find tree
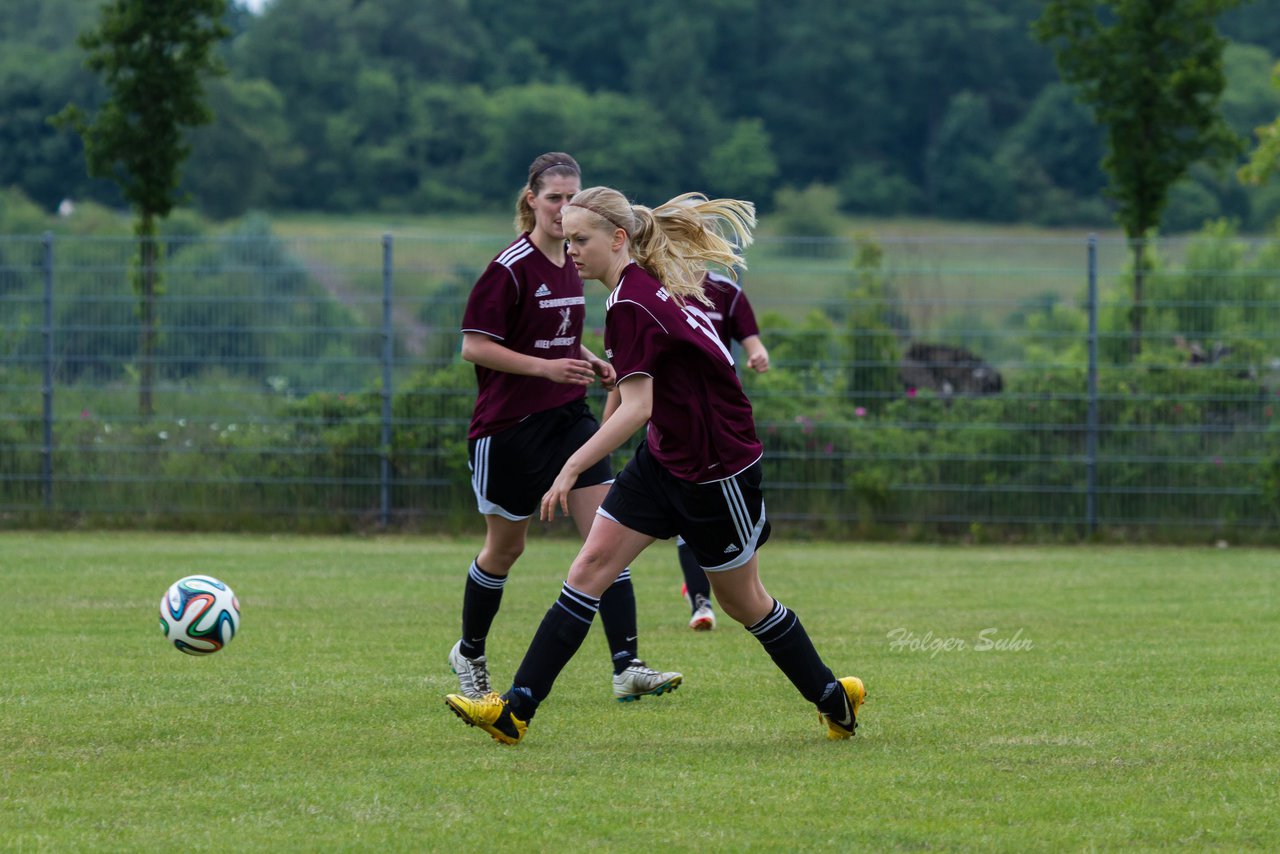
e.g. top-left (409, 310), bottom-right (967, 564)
top-left (184, 77), bottom-right (297, 219)
top-left (1239, 60), bottom-right (1280, 189)
top-left (925, 91), bottom-right (1015, 220)
top-left (53, 0), bottom-right (229, 416)
top-left (1035, 0), bottom-right (1244, 357)
top-left (995, 83), bottom-right (1109, 225)
top-left (700, 118), bottom-right (779, 202)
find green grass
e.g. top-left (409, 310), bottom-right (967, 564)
top-left (2, 533), bottom-right (1277, 851)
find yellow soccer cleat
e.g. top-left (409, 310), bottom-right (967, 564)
top-left (819, 676), bottom-right (866, 740)
top-left (444, 691), bottom-right (528, 745)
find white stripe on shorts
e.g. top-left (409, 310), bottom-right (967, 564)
top-left (720, 476), bottom-right (751, 546)
top-left (703, 471), bottom-right (767, 572)
top-left (470, 438), bottom-right (528, 521)
top-left (472, 436), bottom-right (489, 498)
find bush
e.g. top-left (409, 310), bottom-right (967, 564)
top-left (769, 183), bottom-right (844, 257)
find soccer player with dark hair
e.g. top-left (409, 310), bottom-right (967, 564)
top-left (445, 186), bottom-right (864, 745)
top-left (677, 271), bottom-right (770, 631)
top-left (447, 154), bottom-right (682, 704)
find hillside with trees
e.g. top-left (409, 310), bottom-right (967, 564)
top-left (3, 0), bottom-right (1279, 231)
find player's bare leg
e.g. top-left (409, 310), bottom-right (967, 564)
top-left (450, 514), bottom-right (531, 698)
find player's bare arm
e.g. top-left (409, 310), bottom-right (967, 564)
top-left (461, 331), bottom-right (594, 385)
top-left (541, 376), bottom-right (652, 520)
top-left (600, 386), bottom-right (621, 424)
top-left (741, 335), bottom-right (770, 373)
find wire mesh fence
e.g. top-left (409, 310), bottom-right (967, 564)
top-left (2, 229), bottom-right (1278, 539)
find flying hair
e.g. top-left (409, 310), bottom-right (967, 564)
top-left (566, 188), bottom-right (755, 305)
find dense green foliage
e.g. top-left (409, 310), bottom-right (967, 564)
top-left (52, 0), bottom-right (229, 223)
top-left (1036, 0), bottom-right (1249, 355)
top-left (1037, 0), bottom-right (1245, 239)
top-left (3, 209), bottom-right (1278, 537)
top-left (3, 0), bottom-right (1280, 231)
top-left (51, 0), bottom-right (230, 415)
top-left (1240, 59), bottom-right (1280, 186)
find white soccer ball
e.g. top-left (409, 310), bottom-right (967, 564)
top-left (159, 575), bottom-right (240, 655)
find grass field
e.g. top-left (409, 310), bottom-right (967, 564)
top-left (3, 533), bottom-right (1277, 851)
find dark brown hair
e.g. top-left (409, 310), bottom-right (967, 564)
top-left (514, 152), bottom-right (581, 234)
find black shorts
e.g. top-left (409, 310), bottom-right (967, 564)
top-left (468, 400), bottom-right (614, 520)
top-left (600, 440), bottom-right (770, 571)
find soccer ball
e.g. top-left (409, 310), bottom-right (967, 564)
top-left (159, 575), bottom-right (240, 655)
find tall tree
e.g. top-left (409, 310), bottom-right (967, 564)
top-left (1035, 0), bottom-right (1244, 357)
top-left (54, 0), bottom-right (229, 415)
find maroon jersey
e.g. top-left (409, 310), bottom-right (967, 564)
top-left (700, 271), bottom-right (760, 347)
top-left (604, 263), bottom-right (763, 483)
top-left (461, 234), bottom-right (587, 439)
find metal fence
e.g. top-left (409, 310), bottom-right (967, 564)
top-left (3, 230), bottom-right (1279, 540)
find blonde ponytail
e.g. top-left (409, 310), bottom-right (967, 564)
top-left (567, 188), bottom-right (756, 305)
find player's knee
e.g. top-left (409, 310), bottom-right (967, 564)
top-left (482, 541), bottom-right (525, 572)
top-left (716, 598), bottom-right (756, 625)
top-left (566, 548), bottom-right (622, 597)
top-left (709, 579), bottom-right (771, 625)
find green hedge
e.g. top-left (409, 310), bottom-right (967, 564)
top-left (4, 351), bottom-right (1278, 539)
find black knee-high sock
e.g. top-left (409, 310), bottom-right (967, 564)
top-left (459, 559), bottom-right (506, 659)
top-left (677, 541), bottom-right (711, 610)
top-left (598, 568), bottom-right (638, 674)
top-left (746, 599), bottom-right (839, 710)
top-left (507, 583), bottom-right (600, 720)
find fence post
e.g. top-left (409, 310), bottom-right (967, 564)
top-left (380, 234), bottom-right (394, 528)
top-left (1086, 234), bottom-right (1099, 534)
top-left (41, 231), bottom-right (54, 509)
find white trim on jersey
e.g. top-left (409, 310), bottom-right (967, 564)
top-left (727, 289), bottom-right (744, 322)
top-left (607, 269), bottom-right (673, 334)
top-left (696, 450), bottom-right (764, 485)
top-left (606, 298), bottom-right (671, 334)
top-left (496, 239), bottom-right (534, 268)
top-left (460, 326), bottom-right (505, 341)
top-left (613, 369), bottom-right (655, 386)
top-left (495, 238), bottom-right (535, 302)
top-left (706, 270), bottom-right (745, 326)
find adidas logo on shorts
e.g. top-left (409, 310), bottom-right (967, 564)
top-left (723, 543), bottom-right (740, 554)
top-left (535, 284), bottom-right (551, 297)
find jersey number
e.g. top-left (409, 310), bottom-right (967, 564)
top-left (682, 305), bottom-right (734, 365)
